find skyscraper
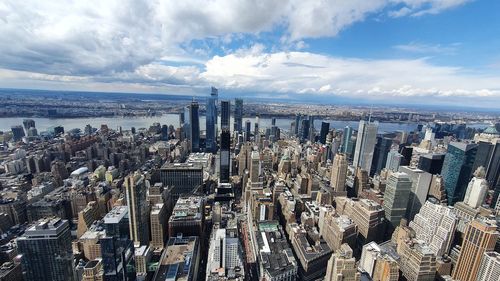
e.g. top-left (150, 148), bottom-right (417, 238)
top-left (234, 98), bottom-right (243, 133)
top-left (220, 128), bottom-right (231, 183)
top-left (441, 142), bottom-right (477, 205)
top-left (206, 87), bottom-right (218, 152)
top-left (452, 220), bottom-right (498, 281)
top-left (370, 136), bottom-right (392, 176)
top-left (325, 244), bottom-right (360, 281)
top-left (319, 121), bottom-right (330, 144)
top-left (300, 118), bottom-right (310, 142)
top-left (125, 172), bottom-right (150, 246)
top-left (22, 118), bottom-right (35, 133)
top-left (190, 101), bottom-right (200, 152)
top-left (245, 120), bottom-right (251, 141)
top-left (477, 252), bottom-right (500, 281)
top-left (331, 153), bottom-right (348, 193)
top-left (294, 114), bottom-right (301, 136)
top-left (353, 120), bottom-right (379, 172)
top-left (383, 172), bottom-right (412, 228)
top-left (11, 125), bottom-right (25, 141)
top-left (221, 100), bottom-right (230, 130)
top-left (386, 149), bottom-right (403, 172)
top-left (17, 218), bottom-right (75, 281)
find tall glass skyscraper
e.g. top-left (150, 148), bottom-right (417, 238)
top-left (234, 98), bottom-right (243, 133)
top-left (319, 121), bottom-right (330, 144)
top-left (353, 120), bottom-right (379, 172)
top-left (17, 218), bottom-right (75, 281)
top-left (190, 101), bottom-right (200, 152)
top-left (125, 172), bottom-right (150, 246)
top-left (206, 87), bottom-right (218, 152)
top-left (221, 100), bottom-right (230, 130)
top-left (340, 126), bottom-right (353, 155)
top-left (220, 128), bottom-right (231, 183)
top-left (441, 142), bottom-right (478, 205)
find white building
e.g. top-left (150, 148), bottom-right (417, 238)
top-left (477, 252), bottom-right (500, 281)
top-left (353, 120), bottom-right (378, 172)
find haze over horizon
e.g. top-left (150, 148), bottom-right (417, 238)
top-left (1, 0), bottom-right (500, 108)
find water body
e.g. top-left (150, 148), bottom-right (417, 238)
top-left (0, 115), bottom-right (427, 134)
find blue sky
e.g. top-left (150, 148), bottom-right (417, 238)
top-left (0, 0), bottom-right (499, 108)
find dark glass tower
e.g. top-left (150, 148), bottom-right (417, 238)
top-left (220, 128), bottom-right (231, 183)
top-left (245, 120), bottom-right (251, 141)
top-left (190, 101), bottom-right (200, 152)
top-left (441, 142), bottom-right (478, 205)
top-left (234, 98), bottom-right (243, 133)
top-left (17, 218), bottom-right (75, 281)
top-left (206, 87), bottom-right (218, 152)
top-left (221, 100), bottom-right (230, 130)
top-left (319, 122), bottom-right (330, 144)
top-left (370, 136), bottom-right (392, 176)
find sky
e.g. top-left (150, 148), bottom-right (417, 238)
top-left (0, 0), bottom-right (500, 108)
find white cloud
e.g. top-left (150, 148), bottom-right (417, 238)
top-left (0, 0), bottom-right (490, 106)
top-left (393, 42), bottom-right (460, 54)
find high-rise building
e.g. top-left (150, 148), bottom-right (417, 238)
top-left (417, 153), bottom-right (445, 174)
top-left (294, 114), bottom-right (301, 136)
top-left (399, 240), bottom-right (436, 281)
top-left (17, 218), bottom-right (75, 281)
top-left (463, 167), bottom-right (488, 208)
top-left (370, 136), bottom-right (392, 176)
top-left (22, 118), bottom-right (36, 132)
top-left (125, 172), bottom-right (150, 246)
top-left (168, 196), bottom-right (204, 237)
top-left (383, 172), bottom-right (412, 228)
top-left (220, 100), bottom-right (230, 130)
top-left (353, 120), bottom-right (379, 172)
top-left (320, 122), bottom-right (330, 144)
top-left (441, 142), bottom-right (477, 205)
top-left (245, 120), bottom-right (251, 141)
top-left (300, 119), bottom-right (310, 142)
top-left (337, 198), bottom-right (385, 243)
top-left (398, 166), bottom-right (432, 221)
top-left (160, 163), bottom-right (203, 201)
top-left (331, 153), bottom-right (348, 193)
top-left (385, 149), bottom-right (402, 172)
top-left (206, 87), bottom-right (218, 152)
top-left (189, 101), bottom-right (200, 152)
top-left (477, 251), bottom-right (500, 281)
top-left (452, 219), bottom-right (499, 281)
top-left (220, 128), bottom-right (231, 183)
top-left (359, 241), bottom-right (399, 281)
top-left (11, 125), bottom-right (25, 141)
top-left (325, 244), bottom-right (360, 281)
top-left (234, 98), bottom-right (243, 133)
top-left (291, 227), bottom-right (333, 281)
top-left (340, 126), bottom-right (353, 155)
top-left (409, 200), bottom-right (457, 256)
top-left (150, 203), bottom-right (166, 251)
top-left (206, 225), bottom-right (245, 280)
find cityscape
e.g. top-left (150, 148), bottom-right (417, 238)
top-left (1, 1), bottom-right (500, 281)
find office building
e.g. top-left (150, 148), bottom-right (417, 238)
top-left (100, 206), bottom-right (135, 280)
top-left (321, 214), bottom-right (357, 252)
top-left (168, 196), bottom-right (204, 237)
top-left (206, 87), bottom-right (218, 152)
top-left (385, 149), bottom-right (402, 172)
top-left (291, 227), bottom-right (332, 281)
top-left (409, 200), bottom-right (457, 256)
top-left (330, 153), bottom-right (348, 193)
top-left (359, 242), bottom-right (399, 281)
top-left (463, 166), bottom-right (488, 208)
top-left (11, 125), bottom-right (25, 141)
top-left (81, 260), bottom-right (104, 281)
top-left (340, 126), bottom-right (354, 158)
top-left (300, 119), bottom-right (310, 142)
top-left (17, 218), bottom-right (75, 281)
top-left (294, 114), bottom-right (301, 136)
top-left (22, 118), bottom-right (36, 132)
top-left (399, 166), bottom-right (432, 221)
top-left (221, 100), bottom-right (230, 130)
top-left (319, 121), bottom-right (329, 144)
top-left (245, 120), bottom-right (251, 141)
top-left (125, 172), bottom-right (150, 246)
top-left (153, 236), bottom-right (200, 281)
top-left (417, 153), bottom-right (445, 174)
top-left (399, 240), bottom-right (436, 281)
top-left (337, 198), bottom-right (385, 243)
top-left (206, 225), bottom-right (244, 280)
top-left (234, 98), bottom-right (243, 132)
top-left (325, 244), bottom-right (360, 281)
top-left (220, 128), bottom-right (231, 183)
top-left (383, 172), bottom-right (412, 228)
top-left (160, 163), bottom-right (203, 201)
top-left (189, 101), bottom-right (200, 152)
top-left (150, 203), bottom-right (166, 251)
top-left (371, 136), bottom-right (392, 176)
top-left (477, 251), bottom-right (500, 281)
top-left (441, 142), bottom-right (478, 205)
top-left (255, 221), bottom-right (298, 281)
top-left (353, 120), bottom-right (379, 172)
top-left (452, 219), bottom-right (498, 281)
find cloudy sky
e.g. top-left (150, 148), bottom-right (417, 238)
top-left (1, 0), bottom-right (499, 108)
